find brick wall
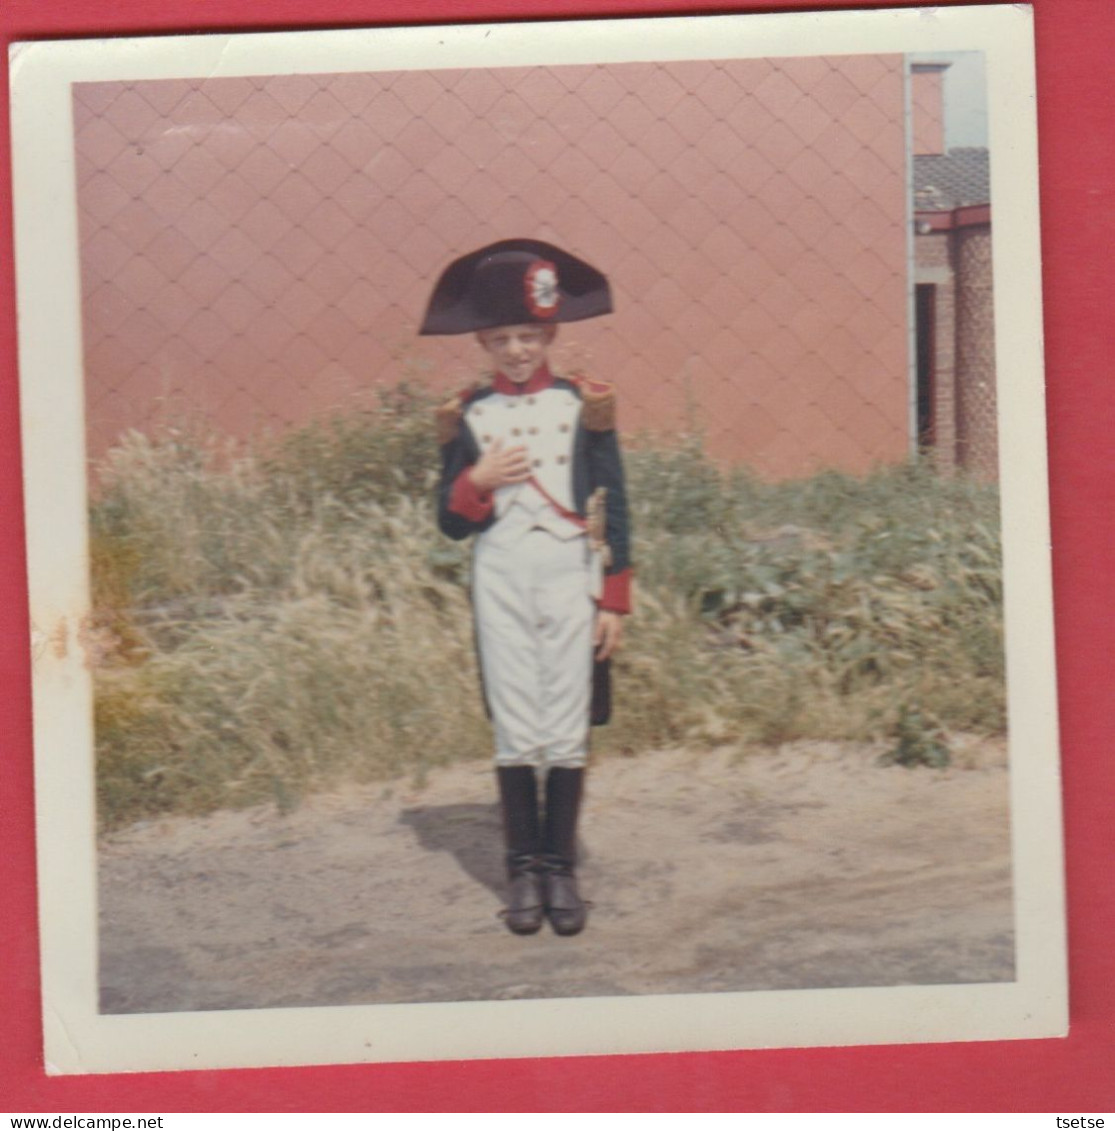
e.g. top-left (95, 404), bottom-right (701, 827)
top-left (916, 230), bottom-right (957, 465)
top-left (914, 219), bottom-right (996, 477)
top-left (954, 224), bottom-right (997, 476)
top-left (75, 55), bottom-right (911, 477)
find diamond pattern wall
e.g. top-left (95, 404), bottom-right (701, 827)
top-left (75, 55), bottom-right (910, 476)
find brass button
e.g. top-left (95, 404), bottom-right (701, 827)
top-left (527, 396), bottom-right (536, 405)
top-left (528, 427), bottom-right (538, 435)
top-left (511, 428), bottom-right (522, 437)
top-left (533, 459), bottom-right (542, 468)
top-left (559, 423), bottom-right (570, 432)
top-left (557, 455), bottom-right (568, 465)
top-left (482, 434), bottom-right (492, 443)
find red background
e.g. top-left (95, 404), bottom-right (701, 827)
top-left (1, 0), bottom-right (1110, 1113)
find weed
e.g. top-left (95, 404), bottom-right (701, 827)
top-left (89, 386), bottom-right (1004, 828)
top-left (878, 704), bottom-right (951, 769)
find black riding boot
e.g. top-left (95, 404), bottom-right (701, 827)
top-left (541, 766), bottom-right (588, 936)
top-left (497, 765), bottom-right (544, 935)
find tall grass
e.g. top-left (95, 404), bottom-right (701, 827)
top-left (611, 438), bottom-right (1003, 755)
top-left (90, 390), bottom-right (1004, 829)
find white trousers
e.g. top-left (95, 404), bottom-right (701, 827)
top-left (473, 527), bottom-right (595, 769)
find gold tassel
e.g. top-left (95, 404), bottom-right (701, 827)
top-left (587, 487), bottom-right (613, 568)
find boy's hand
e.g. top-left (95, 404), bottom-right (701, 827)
top-left (470, 437), bottom-right (532, 493)
top-left (594, 610), bottom-right (624, 660)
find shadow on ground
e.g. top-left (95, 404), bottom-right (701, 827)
top-left (400, 799), bottom-right (592, 902)
top-left (399, 802), bottom-right (505, 899)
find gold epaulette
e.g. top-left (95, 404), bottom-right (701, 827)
top-left (571, 375), bottom-right (617, 431)
top-left (435, 381), bottom-right (487, 445)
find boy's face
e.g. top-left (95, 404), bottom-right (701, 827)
top-left (476, 324), bottom-right (556, 384)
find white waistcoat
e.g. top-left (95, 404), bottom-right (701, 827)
top-left (464, 386), bottom-right (584, 543)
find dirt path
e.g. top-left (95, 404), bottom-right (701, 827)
top-left (98, 738), bottom-right (1013, 1013)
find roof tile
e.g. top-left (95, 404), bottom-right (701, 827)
top-left (913, 146), bottom-right (990, 210)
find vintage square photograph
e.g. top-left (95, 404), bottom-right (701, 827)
top-left (11, 4), bottom-right (1064, 1073)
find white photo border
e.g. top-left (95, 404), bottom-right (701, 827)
top-left (10, 3), bottom-right (1065, 1075)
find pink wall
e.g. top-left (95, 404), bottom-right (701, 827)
top-left (75, 55), bottom-right (910, 477)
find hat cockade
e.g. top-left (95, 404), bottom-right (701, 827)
top-left (420, 238), bottom-right (612, 335)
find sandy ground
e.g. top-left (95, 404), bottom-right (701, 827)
top-left (98, 737), bottom-right (1013, 1013)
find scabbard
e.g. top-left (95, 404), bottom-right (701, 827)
top-left (590, 657), bottom-right (611, 726)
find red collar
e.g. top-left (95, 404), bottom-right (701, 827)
top-left (491, 366), bottom-right (554, 396)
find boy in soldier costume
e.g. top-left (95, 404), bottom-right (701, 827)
top-left (421, 239), bottom-right (631, 936)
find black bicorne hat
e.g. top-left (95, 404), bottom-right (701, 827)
top-left (419, 238), bottom-right (612, 335)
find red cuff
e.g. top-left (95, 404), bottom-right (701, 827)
top-left (598, 568), bottom-right (632, 615)
top-left (448, 468), bottom-right (494, 522)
